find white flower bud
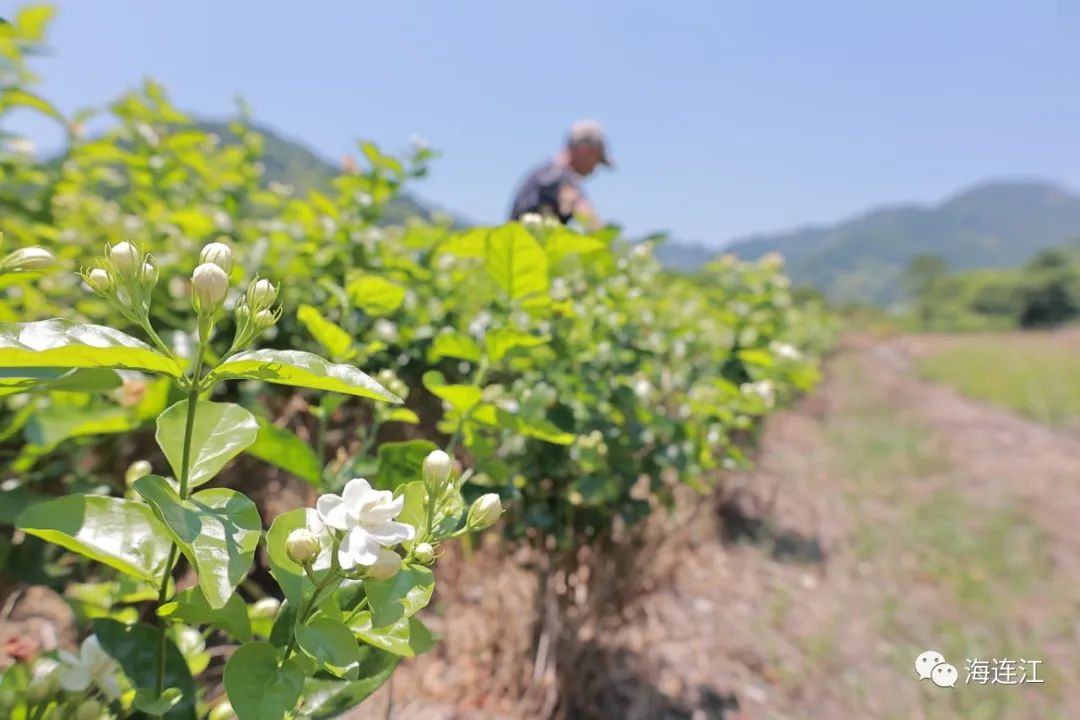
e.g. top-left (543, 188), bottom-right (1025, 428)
top-left (422, 450), bottom-right (452, 489)
top-left (414, 542), bottom-right (434, 564)
top-left (86, 267), bottom-right (112, 292)
top-left (285, 528), bottom-right (320, 565)
top-left (108, 241), bottom-right (140, 274)
top-left (191, 262), bottom-right (229, 312)
top-left (199, 242), bottom-right (234, 274)
top-left (250, 597), bottom-right (281, 620)
top-left (141, 260), bottom-right (159, 287)
top-left (125, 460), bottom-right (152, 486)
top-left (467, 494), bottom-right (502, 530)
top-left (75, 699), bottom-right (103, 720)
top-left (208, 701), bottom-right (236, 720)
top-left (247, 278), bottom-right (277, 309)
top-left (2, 246), bottom-right (54, 272)
top-left (26, 673), bottom-right (57, 705)
top-left (366, 548), bottom-right (402, 581)
top-left (254, 309), bottom-right (276, 330)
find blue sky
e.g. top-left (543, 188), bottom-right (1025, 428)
top-left (7, 1), bottom-right (1080, 245)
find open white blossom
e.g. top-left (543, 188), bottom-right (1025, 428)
top-left (314, 478), bottom-right (415, 570)
top-left (58, 635), bottom-right (121, 699)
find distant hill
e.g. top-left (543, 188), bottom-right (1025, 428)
top-left (197, 119), bottom-right (456, 226)
top-left (723, 180), bottom-right (1080, 305)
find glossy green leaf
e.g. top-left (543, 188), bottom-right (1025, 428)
top-left (395, 482), bottom-right (426, 551)
top-left (374, 440), bottom-right (438, 491)
top-left (1, 88), bottom-right (63, 123)
top-left (486, 327), bottom-right (549, 362)
top-left (295, 617), bottom-right (362, 680)
top-left (93, 619), bottom-right (196, 720)
top-left (422, 370), bottom-right (481, 412)
top-left (365, 566), bottom-right (435, 628)
top-left (134, 476), bottom-right (261, 610)
top-left (297, 304), bottom-right (355, 362)
top-left (544, 227), bottom-right (607, 262)
top-left (484, 223), bottom-right (548, 301)
top-left (347, 275), bottom-right (406, 316)
top-left (0, 367), bottom-right (122, 396)
top-left (224, 642), bottom-right (305, 720)
top-left (0, 320), bottom-right (182, 376)
top-left (158, 586), bottom-right (252, 642)
top-left (156, 400), bottom-right (258, 489)
top-left (295, 648), bottom-right (399, 719)
top-left (16, 495), bottom-right (171, 583)
top-left (246, 418), bottom-right (323, 486)
top-left (429, 331), bottom-right (482, 362)
top-left (206, 349), bottom-right (400, 402)
top-left (350, 613), bottom-right (434, 658)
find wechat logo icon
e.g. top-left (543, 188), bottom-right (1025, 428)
top-left (915, 650), bottom-right (957, 688)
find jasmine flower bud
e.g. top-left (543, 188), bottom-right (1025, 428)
top-left (247, 278), bottom-right (277, 309)
top-left (285, 527), bottom-right (320, 565)
top-left (76, 699), bottom-right (103, 720)
top-left (254, 309), bottom-right (276, 330)
top-left (467, 493), bottom-right (502, 530)
top-left (125, 460), bottom-right (152, 486)
top-left (422, 450), bottom-right (452, 489)
top-left (141, 260), bottom-right (159, 287)
top-left (86, 267), bottom-right (112, 292)
top-left (414, 542), bottom-right (434, 564)
top-left (191, 262), bottom-right (229, 312)
top-left (199, 241), bottom-right (234, 274)
top-left (108, 241), bottom-right (140, 274)
top-left (2, 246), bottom-right (54, 272)
top-left (250, 597), bottom-right (281, 620)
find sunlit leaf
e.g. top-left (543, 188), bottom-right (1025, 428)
top-left (0, 320), bottom-right (182, 376)
top-left (156, 400), bottom-right (258, 489)
top-left (347, 275), bottom-right (405, 316)
top-left (206, 349), bottom-right (400, 402)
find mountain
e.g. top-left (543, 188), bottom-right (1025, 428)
top-left (197, 119), bottom-right (456, 226)
top-left (723, 180), bottom-right (1080, 304)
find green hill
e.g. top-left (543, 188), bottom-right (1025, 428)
top-left (723, 180), bottom-right (1080, 304)
top-left (197, 119), bottom-right (455, 226)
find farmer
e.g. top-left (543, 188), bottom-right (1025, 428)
top-left (509, 119), bottom-right (613, 231)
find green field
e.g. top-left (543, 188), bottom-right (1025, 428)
top-left (915, 333), bottom-right (1080, 428)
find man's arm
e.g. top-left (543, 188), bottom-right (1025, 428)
top-left (558, 182), bottom-right (602, 231)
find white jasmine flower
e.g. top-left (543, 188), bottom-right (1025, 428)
top-left (58, 635), bottom-right (121, 699)
top-left (314, 478), bottom-right (415, 570)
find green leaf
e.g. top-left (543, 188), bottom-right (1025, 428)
top-left (429, 331), bottom-right (482, 363)
top-left (738, 348), bottom-right (775, 368)
top-left (514, 415), bottom-right (576, 445)
top-left (297, 304), bottom-right (355, 362)
top-left (158, 586), bottom-right (252, 642)
top-left (440, 227), bottom-right (488, 258)
top-left (365, 566), bottom-right (435, 628)
top-left (0, 320), bottom-right (182, 376)
top-left (16, 495), bottom-right (171, 583)
top-left (1, 89), bottom-right (63, 123)
top-left (486, 328), bottom-right (548, 362)
top-left (132, 687), bottom-right (183, 716)
top-left (25, 403), bottom-right (137, 448)
top-left (544, 227), bottom-right (607, 262)
top-left (347, 275), bottom-right (406, 316)
top-left (206, 349), bottom-right (400, 402)
top-left (349, 613), bottom-right (434, 658)
top-left (422, 370), bottom-right (481, 413)
top-left (295, 617), bottom-right (362, 680)
top-left (395, 482), bottom-right (426, 550)
top-left (134, 476), bottom-right (261, 610)
top-left (484, 224), bottom-right (548, 301)
top-left (156, 400), bottom-right (258, 489)
top-left (246, 418), bottom-right (322, 486)
top-left (224, 642), bottom-right (305, 720)
top-left (14, 5), bottom-right (55, 42)
top-left (374, 440), bottom-right (438, 492)
top-left (385, 407), bottom-right (420, 425)
top-left (93, 619), bottom-right (196, 720)
top-left (295, 649), bottom-right (398, 718)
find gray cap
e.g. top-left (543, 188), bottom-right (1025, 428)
top-left (567, 118), bottom-right (613, 167)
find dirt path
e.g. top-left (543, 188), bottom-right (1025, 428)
top-left (373, 334), bottom-right (1080, 719)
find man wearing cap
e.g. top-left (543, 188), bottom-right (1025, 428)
top-left (509, 119), bottom-right (613, 230)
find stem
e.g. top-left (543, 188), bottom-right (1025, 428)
top-left (153, 349), bottom-right (204, 708)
